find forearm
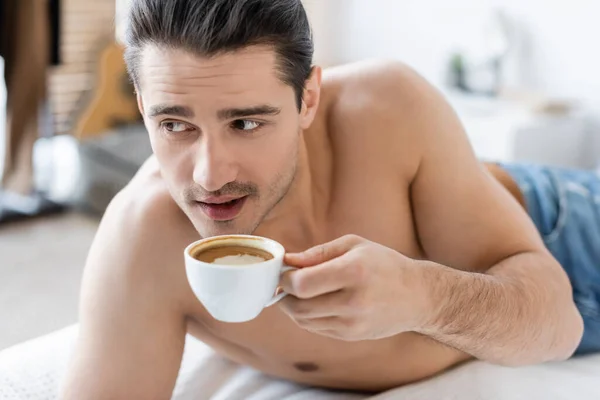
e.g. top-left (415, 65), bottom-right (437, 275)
top-left (417, 252), bottom-right (583, 366)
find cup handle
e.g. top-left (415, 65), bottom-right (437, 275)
top-left (265, 265), bottom-right (297, 307)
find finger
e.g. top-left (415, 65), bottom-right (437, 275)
top-left (279, 290), bottom-right (351, 319)
top-left (285, 234), bottom-right (362, 268)
top-left (280, 254), bottom-right (357, 299)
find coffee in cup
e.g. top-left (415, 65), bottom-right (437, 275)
top-left (191, 244), bottom-right (274, 265)
top-left (184, 235), bottom-right (294, 323)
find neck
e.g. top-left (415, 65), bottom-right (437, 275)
top-left (254, 137), bottom-right (322, 252)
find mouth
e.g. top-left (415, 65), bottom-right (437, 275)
top-left (196, 196), bottom-right (248, 221)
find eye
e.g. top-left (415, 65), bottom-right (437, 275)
top-left (231, 119), bottom-right (261, 132)
top-left (161, 121), bottom-right (193, 133)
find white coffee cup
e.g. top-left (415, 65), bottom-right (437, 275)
top-left (184, 234), bottom-right (294, 323)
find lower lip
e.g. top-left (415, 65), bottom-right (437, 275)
top-left (196, 197), bottom-right (248, 221)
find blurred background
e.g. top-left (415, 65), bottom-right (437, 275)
top-left (1, 0), bottom-right (599, 349)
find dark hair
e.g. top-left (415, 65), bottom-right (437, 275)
top-left (125, 0), bottom-right (314, 110)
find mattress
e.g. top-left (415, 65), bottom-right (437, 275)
top-left (1, 325), bottom-right (599, 399)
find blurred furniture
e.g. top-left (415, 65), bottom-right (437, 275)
top-left (73, 124), bottom-right (151, 215)
top-left (64, 38), bottom-right (144, 215)
top-left (446, 91), bottom-right (598, 169)
top-left (1, 324), bottom-right (600, 399)
top-left (48, 0), bottom-right (116, 137)
top-left (72, 41), bottom-right (140, 140)
top-left (20, 36), bottom-right (146, 216)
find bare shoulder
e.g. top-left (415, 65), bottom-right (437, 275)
top-left (81, 155), bottom-right (198, 313)
top-left (104, 155), bottom-right (194, 255)
top-left (324, 59), bottom-right (426, 100)
top-left (66, 156), bottom-right (194, 399)
top-left (321, 60), bottom-right (454, 179)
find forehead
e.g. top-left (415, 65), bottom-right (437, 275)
top-left (137, 45), bottom-right (293, 109)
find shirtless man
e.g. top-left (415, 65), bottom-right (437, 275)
top-left (61, 0), bottom-right (599, 398)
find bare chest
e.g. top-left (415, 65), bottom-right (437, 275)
top-left (183, 179), bottom-right (455, 390)
top-left (324, 175), bottom-right (423, 259)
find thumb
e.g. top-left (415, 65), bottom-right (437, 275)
top-left (284, 234), bottom-right (362, 267)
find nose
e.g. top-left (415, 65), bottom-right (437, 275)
top-left (193, 136), bottom-right (239, 192)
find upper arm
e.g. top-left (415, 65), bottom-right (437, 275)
top-left (375, 63), bottom-right (547, 271)
top-left (61, 180), bottom-right (189, 399)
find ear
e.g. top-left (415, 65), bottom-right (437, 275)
top-left (299, 66), bottom-right (322, 130)
top-left (136, 91), bottom-right (145, 117)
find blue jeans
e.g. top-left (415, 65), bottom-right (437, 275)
top-left (500, 163), bottom-right (600, 355)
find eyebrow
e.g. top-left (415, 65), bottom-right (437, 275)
top-left (217, 105), bottom-right (281, 120)
top-left (147, 104), bottom-right (194, 119)
top-left (146, 104), bottom-right (281, 120)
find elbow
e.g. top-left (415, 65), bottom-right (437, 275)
top-left (510, 309), bottom-right (584, 367)
top-left (551, 304), bottom-right (584, 362)
top-left (495, 290), bottom-right (584, 368)
top-left (537, 259), bottom-right (584, 363)
top-left (507, 301), bottom-right (584, 367)
top-left (547, 266), bottom-right (585, 362)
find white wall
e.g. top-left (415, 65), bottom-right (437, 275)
top-left (302, 0), bottom-right (349, 67)
top-left (115, 0), bottom-right (130, 43)
top-left (312, 0), bottom-right (600, 110)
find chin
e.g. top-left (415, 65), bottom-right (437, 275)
top-left (193, 218), bottom-right (258, 238)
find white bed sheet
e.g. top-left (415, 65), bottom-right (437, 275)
top-left (1, 325), bottom-right (599, 400)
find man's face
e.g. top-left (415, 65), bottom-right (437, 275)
top-left (137, 46), bottom-right (314, 237)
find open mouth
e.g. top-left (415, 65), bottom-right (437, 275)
top-left (210, 198), bottom-right (243, 206)
top-left (197, 196), bottom-right (248, 221)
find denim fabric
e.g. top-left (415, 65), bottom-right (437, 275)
top-left (500, 163), bottom-right (600, 354)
